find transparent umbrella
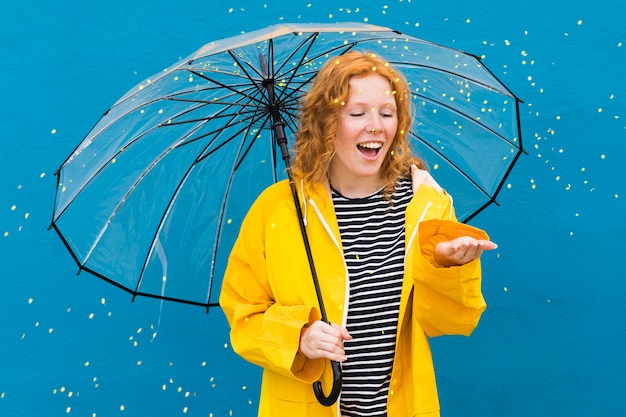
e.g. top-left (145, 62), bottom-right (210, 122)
top-left (51, 20), bottom-right (522, 309)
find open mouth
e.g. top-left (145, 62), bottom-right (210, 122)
top-left (357, 142), bottom-right (382, 158)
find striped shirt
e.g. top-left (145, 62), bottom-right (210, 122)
top-left (332, 177), bottom-right (413, 417)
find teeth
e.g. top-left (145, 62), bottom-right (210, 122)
top-left (359, 142), bottom-right (382, 149)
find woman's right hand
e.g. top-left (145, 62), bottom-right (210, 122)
top-left (299, 321), bottom-right (352, 363)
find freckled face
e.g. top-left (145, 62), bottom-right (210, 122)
top-left (329, 73), bottom-right (398, 191)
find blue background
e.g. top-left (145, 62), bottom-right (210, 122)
top-left (1, 0), bottom-right (625, 416)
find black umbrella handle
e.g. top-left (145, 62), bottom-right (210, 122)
top-left (286, 175), bottom-right (342, 407)
top-left (264, 65), bottom-right (342, 406)
top-left (313, 359), bottom-right (342, 406)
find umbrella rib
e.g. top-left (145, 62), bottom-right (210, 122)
top-left (54, 121), bottom-right (166, 222)
top-left (188, 64), bottom-right (265, 107)
top-left (80, 144), bottom-right (175, 268)
top-left (132, 94), bottom-right (270, 298)
top-left (390, 60), bottom-right (517, 99)
top-left (274, 40), bottom-right (360, 104)
top-left (274, 43), bottom-right (364, 105)
top-left (163, 97), bottom-right (262, 127)
top-left (172, 101), bottom-right (269, 154)
top-left (79, 94), bottom-right (251, 268)
top-left (133, 110), bottom-right (262, 300)
top-left (409, 130), bottom-right (493, 202)
top-left (84, 73), bottom-right (258, 143)
top-left (411, 90), bottom-right (519, 148)
top-left (231, 112), bottom-right (274, 173)
top-left (463, 99), bottom-right (525, 223)
top-left (204, 115), bottom-right (272, 306)
top-left (57, 83), bottom-right (253, 176)
top-left (272, 35), bottom-right (317, 104)
top-left (53, 92), bottom-right (253, 222)
top-left (194, 104), bottom-right (270, 164)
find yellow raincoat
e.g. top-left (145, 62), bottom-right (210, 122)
top-left (220, 179), bottom-right (488, 417)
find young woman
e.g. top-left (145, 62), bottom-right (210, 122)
top-left (220, 51), bottom-right (496, 417)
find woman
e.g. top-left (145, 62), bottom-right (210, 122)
top-left (219, 51), bottom-right (496, 417)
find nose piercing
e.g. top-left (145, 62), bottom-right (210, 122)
top-left (370, 128), bottom-right (376, 133)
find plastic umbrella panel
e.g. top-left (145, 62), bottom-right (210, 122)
top-left (52, 23), bottom-right (522, 308)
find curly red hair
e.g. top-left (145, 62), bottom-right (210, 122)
top-left (291, 51), bottom-right (426, 197)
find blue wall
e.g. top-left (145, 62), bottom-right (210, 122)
top-left (1, 1), bottom-right (625, 416)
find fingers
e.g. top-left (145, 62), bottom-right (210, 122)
top-left (299, 321), bottom-right (351, 362)
top-left (435, 238), bottom-right (498, 266)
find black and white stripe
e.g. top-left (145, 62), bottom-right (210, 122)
top-left (333, 177), bottom-right (412, 417)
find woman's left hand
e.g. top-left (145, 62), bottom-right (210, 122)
top-left (411, 164), bottom-right (443, 194)
top-left (434, 236), bottom-right (497, 267)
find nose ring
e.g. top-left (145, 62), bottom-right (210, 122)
top-left (370, 128), bottom-right (376, 133)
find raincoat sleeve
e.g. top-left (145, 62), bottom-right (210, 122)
top-left (410, 187), bottom-right (488, 337)
top-left (219, 188), bottom-right (325, 384)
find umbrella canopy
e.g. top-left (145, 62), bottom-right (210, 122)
top-left (51, 22), bottom-right (523, 309)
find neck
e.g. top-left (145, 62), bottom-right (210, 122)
top-left (328, 176), bottom-right (385, 199)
